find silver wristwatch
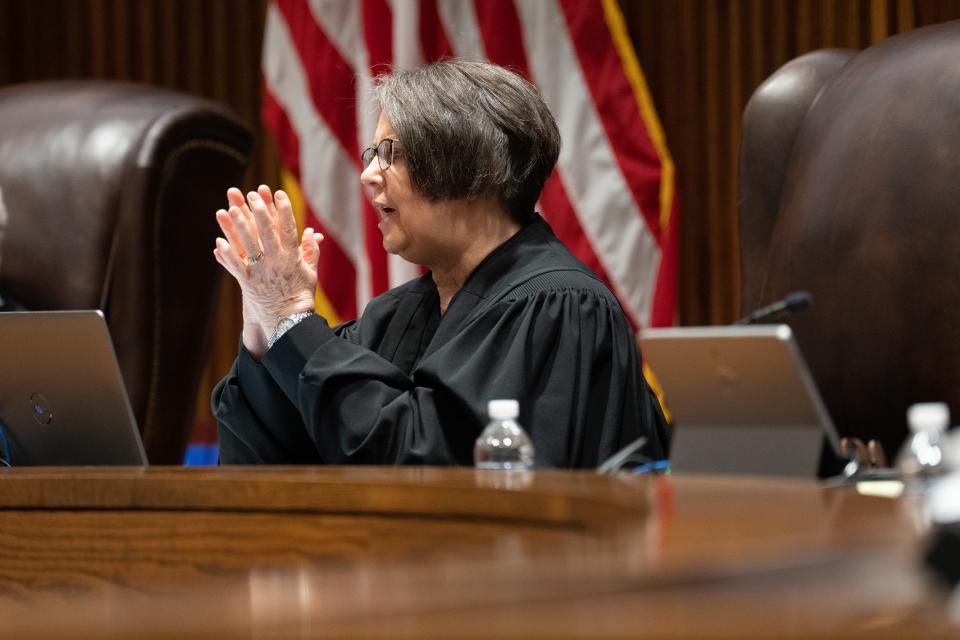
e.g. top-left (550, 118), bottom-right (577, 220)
top-left (267, 312), bottom-right (314, 350)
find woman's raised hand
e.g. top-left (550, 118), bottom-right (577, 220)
top-left (214, 185), bottom-right (322, 358)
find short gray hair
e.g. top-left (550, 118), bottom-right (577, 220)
top-left (374, 59), bottom-right (560, 224)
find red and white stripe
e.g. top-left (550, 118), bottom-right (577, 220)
top-left (262, 0), bottom-right (676, 329)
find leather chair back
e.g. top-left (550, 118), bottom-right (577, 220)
top-left (0, 81), bottom-right (252, 463)
top-left (738, 20), bottom-right (960, 460)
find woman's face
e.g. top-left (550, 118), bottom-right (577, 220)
top-left (361, 114), bottom-right (456, 267)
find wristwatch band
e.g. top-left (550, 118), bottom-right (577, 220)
top-left (267, 312), bottom-right (314, 351)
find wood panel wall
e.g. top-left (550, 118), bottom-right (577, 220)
top-left (2, 0), bottom-right (959, 444)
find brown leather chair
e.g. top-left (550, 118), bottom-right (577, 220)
top-left (739, 20), bottom-right (960, 462)
top-left (0, 81), bottom-right (253, 464)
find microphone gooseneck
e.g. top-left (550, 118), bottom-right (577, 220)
top-left (735, 290), bottom-right (813, 325)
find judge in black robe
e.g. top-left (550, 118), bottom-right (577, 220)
top-left (211, 59), bottom-right (669, 468)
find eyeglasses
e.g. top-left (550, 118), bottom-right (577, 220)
top-left (361, 138), bottom-right (400, 171)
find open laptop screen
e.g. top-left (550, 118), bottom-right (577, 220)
top-left (0, 310), bottom-right (147, 466)
top-left (640, 324), bottom-right (840, 477)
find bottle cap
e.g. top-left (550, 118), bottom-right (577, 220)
top-left (907, 402), bottom-right (950, 434)
top-left (487, 399), bottom-right (519, 420)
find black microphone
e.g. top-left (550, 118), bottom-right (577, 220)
top-left (735, 290), bottom-right (813, 325)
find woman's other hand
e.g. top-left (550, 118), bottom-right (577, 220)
top-left (214, 185), bottom-right (322, 358)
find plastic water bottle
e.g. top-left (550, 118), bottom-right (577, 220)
top-left (897, 402), bottom-right (949, 483)
top-left (474, 399), bottom-right (535, 470)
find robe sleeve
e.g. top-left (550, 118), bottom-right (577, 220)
top-left (255, 287), bottom-right (668, 468)
top-left (213, 320), bottom-right (362, 464)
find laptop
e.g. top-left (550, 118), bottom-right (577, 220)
top-left (640, 324), bottom-right (841, 477)
top-left (0, 310), bottom-right (147, 466)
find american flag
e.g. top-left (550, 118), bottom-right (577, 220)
top-left (261, 0), bottom-right (677, 330)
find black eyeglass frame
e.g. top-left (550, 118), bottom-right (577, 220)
top-left (361, 138), bottom-right (400, 171)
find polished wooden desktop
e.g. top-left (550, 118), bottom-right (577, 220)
top-left (0, 466), bottom-right (953, 638)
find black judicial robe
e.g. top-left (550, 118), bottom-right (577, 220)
top-left (213, 217), bottom-right (669, 468)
